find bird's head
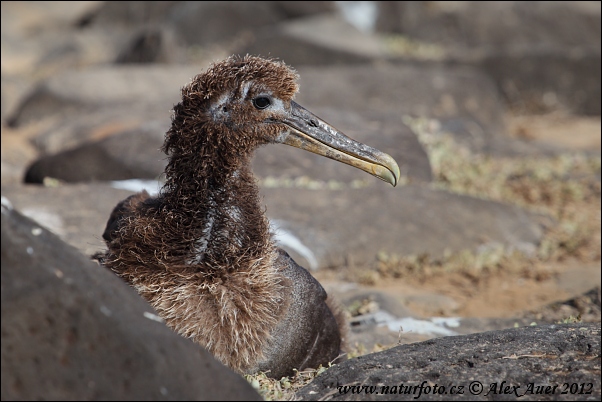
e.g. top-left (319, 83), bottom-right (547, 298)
top-left (165, 55), bottom-right (400, 186)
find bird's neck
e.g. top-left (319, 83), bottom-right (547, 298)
top-left (161, 150), bottom-right (274, 270)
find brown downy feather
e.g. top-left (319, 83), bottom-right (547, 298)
top-left (99, 56), bottom-right (300, 372)
top-left (97, 55), bottom-right (343, 375)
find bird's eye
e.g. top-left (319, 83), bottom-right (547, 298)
top-left (253, 97), bottom-right (271, 110)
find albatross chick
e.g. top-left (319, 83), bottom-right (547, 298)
top-left (97, 55), bottom-right (400, 378)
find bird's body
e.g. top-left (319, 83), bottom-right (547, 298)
top-left (97, 56), bottom-right (400, 378)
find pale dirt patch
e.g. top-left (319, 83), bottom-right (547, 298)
top-left (507, 112), bottom-right (601, 152)
top-left (360, 261), bottom-right (597, 319)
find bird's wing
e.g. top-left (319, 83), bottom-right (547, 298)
top-left (102, 190), bottom-right (151, 243)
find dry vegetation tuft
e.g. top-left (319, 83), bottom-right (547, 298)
top-left (245, 366), bottom-right (331, 401)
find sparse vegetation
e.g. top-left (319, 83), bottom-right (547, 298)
top-left (245, 366), bottom-right (330, 401)
top-left (558, 315), bottom-right (582, 324)
top-left (343, 116), bottom-right (601, 286)
top-left (383, 34), bottom-right (447, 60)
top-left (405, 115), bottom-right (600, 213)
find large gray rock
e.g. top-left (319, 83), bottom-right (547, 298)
top-left (1, 184), bottom-right (139, 258)
top-left (296, 323), bottom-right (601, 401)
top-left (263, 183), bottom-right (546, 269)
top-left (167, 1), bottom-right (297, 46)
top-left (295, 62), bottom-right (586, 156)
top-left (475, 47), bottom-right (601, 116)
top-left (240, 13), bottom-right (387, 66)
top-left (376, 2), bottom-right (600, 49)
top-left (522, 286), bottom-right (602, 325)
top-left (7, 65), bottom-right (201, 127)
top-left (0, 197), bottom-right (261, 401)
top-left (29, 108), bottom-right (170, 155)
top-left (168, 1), bottom-right (336, 47)
top-left (376, 1), bottom-right (601, 115)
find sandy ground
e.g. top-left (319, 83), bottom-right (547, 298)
top-left (335, 261), bottom-right (599, 319)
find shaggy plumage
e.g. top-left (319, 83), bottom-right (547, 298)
top-left (96, 55), bottom-right (399, 378)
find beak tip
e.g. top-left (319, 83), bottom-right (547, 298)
top-left (381, 154), bottom-right (401, 188)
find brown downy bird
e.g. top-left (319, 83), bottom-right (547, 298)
top-left (96, 55), bottom-right (400, 379)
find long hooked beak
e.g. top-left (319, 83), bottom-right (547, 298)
top-left (273, 101), bottom-right (401, 186)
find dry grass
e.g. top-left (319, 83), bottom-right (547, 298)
top-left (245, 366), bottom-right (331, 401)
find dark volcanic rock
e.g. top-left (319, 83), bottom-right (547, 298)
top-left (296, 323), bottom-right (601, 401)
top-left (24, 124), bottom-right (167, 183)
top-left (0, 198), bottom-right (261, 401)
top-left (522, 286), bottom-right (602, 325)
top-left (1, 183), bottom-right (143, 258)
top-left (169, 1), bottom-right (288, 46)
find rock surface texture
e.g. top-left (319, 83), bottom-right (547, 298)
top-left (1, 201), bottom-right (261, 401)
top-left (296, 323), bottom-right (601, 401)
